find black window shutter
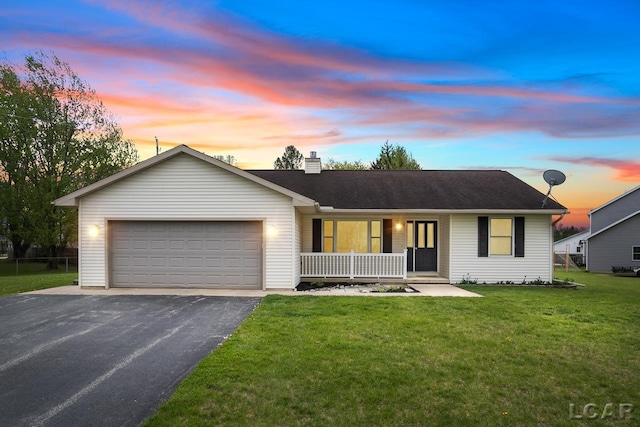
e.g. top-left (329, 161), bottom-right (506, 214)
top-left (312, 219), bottom-right (322, 252)
top-left (515, 217), bottom-right (525, 257)
top-left (383, 219), bottom-right (393, 253)
top-left (478, 216), bottom-right (489, 257)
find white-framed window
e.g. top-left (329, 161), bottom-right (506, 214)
top-left (490, 218), bottom-right (513, 256)
top-left (323, 220), bottom-right (334, 253)
top-left (323, 220), bottom-right (382, 253)
top-left (479, 216), bottom-right (524, 258)
top-left (633, 246), bottom-right (640, 261)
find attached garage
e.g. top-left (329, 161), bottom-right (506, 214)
top-left (109, 221), bottom-right (263, 289)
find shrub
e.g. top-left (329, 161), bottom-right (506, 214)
top-left (458, 274), bottom-right (478, 285)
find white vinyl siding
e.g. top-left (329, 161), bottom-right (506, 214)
top-left (392, 218), bottom-right (407, 254)
top-left (79, 154), bottom-right (295, 289)
top-left (294, 209), bottom-right (302, 285)
top-left (439, 215), bottom-right (450, 278)
top-left (450, 214), bottom-right (553, 283)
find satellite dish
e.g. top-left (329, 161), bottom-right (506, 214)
top-left (543, 169), bottom-right (566, 186)
top-left (541, 169), bottom-right (566, 207)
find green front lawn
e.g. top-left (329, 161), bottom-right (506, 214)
top-left (0, 260), bottom-right (77, 296)
top-left (146, 270), bottom-right (639, 426)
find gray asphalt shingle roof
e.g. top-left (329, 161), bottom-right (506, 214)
top-left (248, 169), bottom-right (566, 210)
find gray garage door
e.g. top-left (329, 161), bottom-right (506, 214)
top-left (110, 221), bottom-right (262, 289)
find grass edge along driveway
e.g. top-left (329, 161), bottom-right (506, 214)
top-left (0, 260), bottom-right (76, 297)
top-left (145, 270), bottom-right (639, 427)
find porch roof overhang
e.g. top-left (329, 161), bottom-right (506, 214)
top-left (314, 206), bottom-right (569, 215)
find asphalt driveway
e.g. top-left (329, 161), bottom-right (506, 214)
top-left (0, 294), bottom-right (261, 427)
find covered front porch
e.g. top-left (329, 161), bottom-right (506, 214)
top-left (300, 251), bottom-right (449, 284)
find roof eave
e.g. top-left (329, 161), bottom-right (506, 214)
top-left (553, 230), bottom-right (590, 245)
top-left (586, 209), bottom-right (640, 239)
top-left (588, 184), bottom-right (640, 216)
top-left (316, 207), bottom-right (569, 215)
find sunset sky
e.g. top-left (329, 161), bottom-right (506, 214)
top-left (2, 0), bottom-right (640, 227)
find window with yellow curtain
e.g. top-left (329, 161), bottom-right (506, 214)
top-left (323, 220), bottom-right (382, 253)
top-left (490, 218), bottom-right (513, 255)
top-left (337, 221), bottom-right (368, 252)
top-left (322, 220), bottom-right (334, 253)
top-left (370, 220), bottom-right (381, 252)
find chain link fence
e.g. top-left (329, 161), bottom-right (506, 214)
top-left (1, 257), bottom-right (78, 275)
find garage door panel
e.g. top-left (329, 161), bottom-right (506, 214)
top-left (132, 240), bottom-right (149, 250)
top-left (203, 222), bottom-right (218, 230)
top-left (150, 240), bottom-right (166, 250)
top-left (110, 221), bottom-right (262, 289)
top-left (186, 273), bottom-right (204, 283)
top-left (132, 257), bottom-right (148, 267)
top-left (132, 273), bottom-right (150, 284)
top-left (245, 224), bottom-right (261, 234)
top-left (150, 257), bottom-right (165, 267)
top-left (113, 256), bottom-right (131, 268)
top-left (224, 275), bottom-right (240, 285)
top-left (223, 240), bottom-right (241, 251)
top-left (113, 239), bottom-right (131, 250)
top-left (168, 257), bottom-right (186, 267)
top-left (187, 258), bottom-right (204, 268)
top-left (224, 258), bottom-right (240, 268)
top-left (224, 223), bottom-right (242, 233)
top-left (243, 258), bottom-right (260, 268)
top-left (206, 274), bottom-right (223, 284)
top-left (114, 273), bottom-right (130, 283)
top-left (243, 276), bottom-right (260, 286)
top-left (206, 257), bottom-right (223, 268)
top-left (168, 240), bottom-right (184, 250)
top-left (206, 240), bottom-right (223, 250)
top-left (149, 273), bottom-right (167, 282)
top-left (186, 240), bottom-right (203, 251)
top-left (243, 240), bottom-right (260, 251)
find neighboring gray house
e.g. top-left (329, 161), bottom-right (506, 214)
top-left (54, 145), bottom-right (567, 290)
top-left (553, 230), bottom-right (589, 266)
top-left (586, 185), bottom-right (640, 272)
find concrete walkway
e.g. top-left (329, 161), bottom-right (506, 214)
top-left (29, 284), bottom-right (482, 297)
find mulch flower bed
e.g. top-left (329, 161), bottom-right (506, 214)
top-left (296, 282), bottom-right (417, 293)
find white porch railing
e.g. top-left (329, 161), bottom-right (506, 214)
top-left (301, 250), bottom-right (407, 279)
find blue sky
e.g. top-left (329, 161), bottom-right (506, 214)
top-left (2, 0), bottom-right (640, 226)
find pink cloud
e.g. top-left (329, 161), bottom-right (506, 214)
top-left (89, 0), bottom-right (463, 79)
top-left (262, 129), bottom-right (342, 141)
top-left (548, 157), bottom-right (640, 182)
top-left (6, 0), bottom-right (640, 145)
top-left (76, 1), bottom-right (625, 110)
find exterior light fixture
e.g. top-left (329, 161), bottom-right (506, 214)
top-left (267, 224), bottom-right (278, 238)
top-left (88, 224), bottom-right (100, 238)
top-left (395, 222), bottom-right (403, 231)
